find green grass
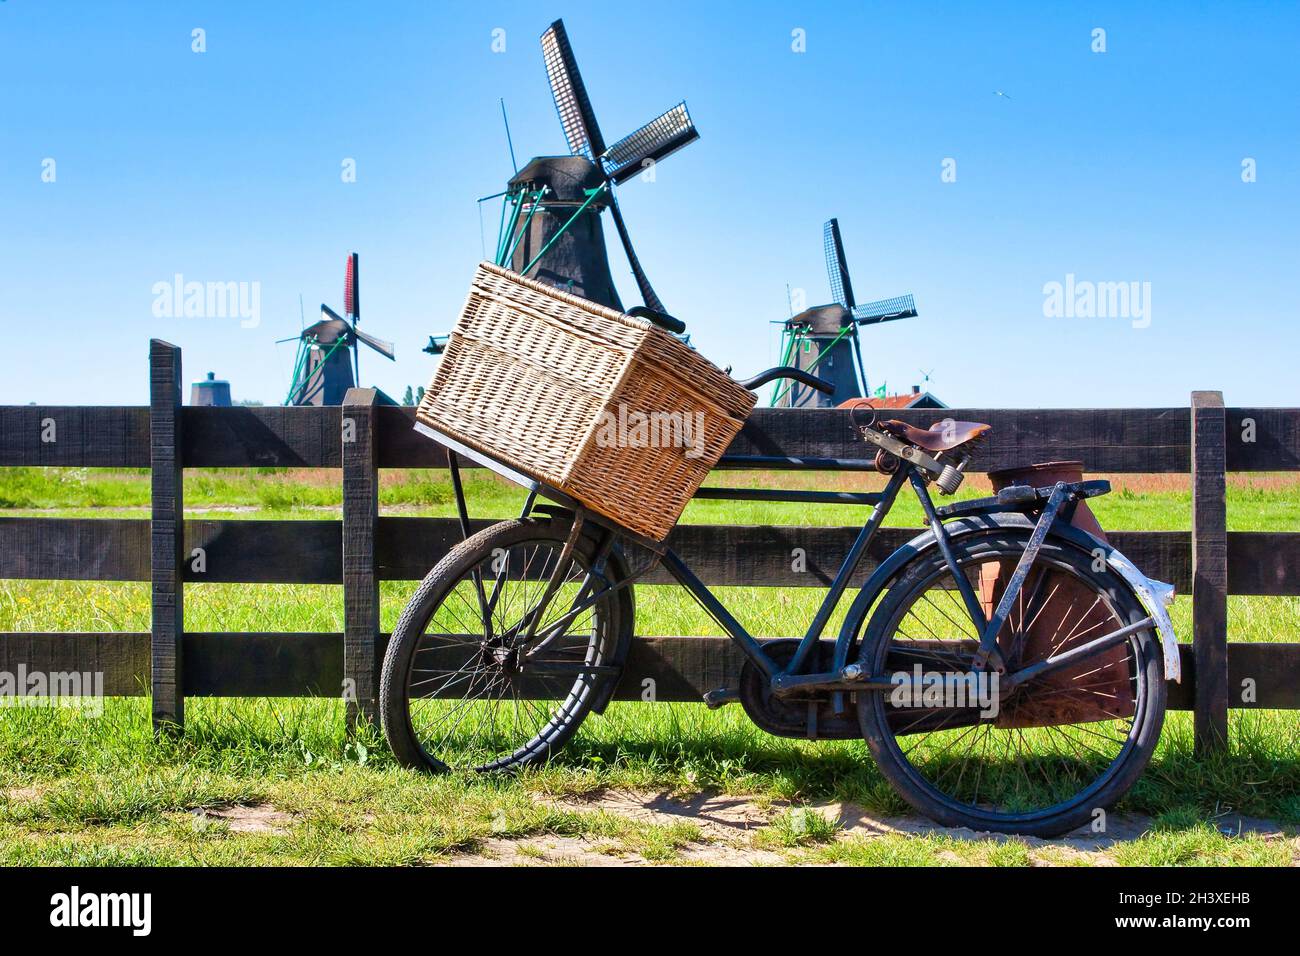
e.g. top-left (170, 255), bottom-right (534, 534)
top-left (0, 468), bottom-right (1297, 865)
top-left (0, 697), bottom-right (1292, 866)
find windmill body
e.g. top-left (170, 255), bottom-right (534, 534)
top-left (290, 312), bottom-right (356, 406)
top-left (505, 156), bottom-right (623, 310)
top-left (774, 219), bottom-right (919, 408)
top-left (780, 304), bottom-right (860, 408)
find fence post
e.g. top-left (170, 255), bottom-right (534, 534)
top-left (342, 388), bottom-right (380, 727)
top-left (150, 339), bottom-right (185, 732)
top-left (1191, 390), bottom-right (1229, 754)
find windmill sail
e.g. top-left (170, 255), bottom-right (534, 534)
top-left (354, 327), bottom-right (396, 360)
top-left (344, 252), bottom-right (359, 320)
top-left (604, 103), bottom-right (699, 184)
top-left (852, 294), bottom-right (917, 325)
top-left (824, 218), bottom-right (856, 310)
top-left (606, 194), bottom-right (664, 313)
top-left (541, 20), bottom-right (605, 158)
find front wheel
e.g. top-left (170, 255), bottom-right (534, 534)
top-left (856, 529), bottom-right (1166, 836)
top-left (380, 513), bottom-right (632, 773)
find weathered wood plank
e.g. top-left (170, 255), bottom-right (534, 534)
top-left (376, 406), bottom-right (457, 468)
top-left (184, 520), bottom-right (341, 584)
top-left (1222, 642), bottom-right (1300, 710)
top-left (0, 632), bottom-right (150, 696)
top-left (150, 340), bottom-right (185, 731)
top-left (182, 405), bottom-right (340, 467)
top-left (1226, 532), bottom-right (1300, 595)
top-left (4, 404), bottom-right (1295, 474)
top-left (0, 406), bottom-right (150, 467)
top-left (0, 518), bottom-right (340, 584)
top-left (1226, 407), bottom-right (1300, 471)
top-left (342, 389), bottom-right (380, 726)
top-left (723, 407), bottom-right (1193, 474)
top-left (0, 518), bottom-right (149, 580)
top-left (34, 517), bottom-right (1300, 598)
top-left (377, 519), bottom-right (1203, 591)
top-left (183, 632), bottom-right (342, 697)
top-left (1191, 391), bottom-right (1229, 753)
top-left (3, 633), bottom-right (1295, 710)
top-left (363, 406), bottom-right (1196, 472)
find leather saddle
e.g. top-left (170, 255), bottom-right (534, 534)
top-left (879, 419), bottom-right (991, 453)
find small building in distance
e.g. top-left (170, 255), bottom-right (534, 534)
top-left (190, 371), bottom-right (232, 407)
top-left (840, 385), bottom-right (946, 411)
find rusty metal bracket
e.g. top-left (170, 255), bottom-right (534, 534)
top-left (857, 425), bottom-right (945, 475)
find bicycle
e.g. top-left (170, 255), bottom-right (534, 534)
top-left (385, 337), bottom-right (1179, 838)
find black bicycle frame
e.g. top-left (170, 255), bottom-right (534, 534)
top-left (653, 467), bottom-right (1136, 697)
top-left (656, 465), bottom-right (913, 688)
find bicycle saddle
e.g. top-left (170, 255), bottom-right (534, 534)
top-left (879, 419), bottom-right (991, 452)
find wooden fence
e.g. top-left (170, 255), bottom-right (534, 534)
top-left (2, 340), bottom-right (1298, 751)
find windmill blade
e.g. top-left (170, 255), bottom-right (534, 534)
top-left (824, 218), bottom-right (856, 310)
top-left (344, 252), bottom-right (359, 321)
top-left (606, 192), bottom-right (664, 313)
top-left (851, 293), bottom-right (918, 325)
top-left (355, 328), bottom-right (396, 361)
top-left (604, 102), bottom-right (699, 185)
top-left (540, 20), bottom-right (605, 159)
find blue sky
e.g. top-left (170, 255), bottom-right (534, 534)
top-left (1, 1), bottom-right (1296, 407)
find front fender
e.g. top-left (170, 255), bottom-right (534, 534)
top-left (833, 513), bottom-right (1181, 682)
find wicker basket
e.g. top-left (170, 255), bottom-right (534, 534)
top-left (417, 262), bottom-right (756, 541)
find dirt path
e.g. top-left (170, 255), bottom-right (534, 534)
top-left (443, 789), bottom-right (1297, 867)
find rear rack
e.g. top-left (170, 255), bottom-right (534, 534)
top-left (935, 480), bottom-right (1111, 521)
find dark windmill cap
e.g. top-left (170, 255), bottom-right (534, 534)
top-left (509, 156), bottom-right (607, 204)
top-left (787, 303), bottom-right (851, 335)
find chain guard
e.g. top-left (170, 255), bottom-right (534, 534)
top-left (738, 640), bottom-right (862, 740)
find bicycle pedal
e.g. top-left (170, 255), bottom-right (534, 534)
top-left (703, 687), bottom-right (739, 709)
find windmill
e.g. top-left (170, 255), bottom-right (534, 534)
top-left (772, 218), bottom-right (918, 408)
top-left (494, 19), bottom-right (698, 314)
top-left (283, 253), bottom-right (396, 406)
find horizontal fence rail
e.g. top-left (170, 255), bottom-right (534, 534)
top-left (5, 518), bottom-right (1300, 596)
top-left (1, 340), bottom-right (1298, 749)
top-left (5, 404), bottom-right (1299, 472)
top-left (0, 633), bottom-right (1297, 713)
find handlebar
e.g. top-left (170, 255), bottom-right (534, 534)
top-left (626, 306), bottom-right (687, 335)
top-left (736, 366), bottom-right (835, 395)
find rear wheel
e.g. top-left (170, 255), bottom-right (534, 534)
top-left (380, 514), bottom-right (631, 773)
top-left (856, 530), bottom-right (1166, 836)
